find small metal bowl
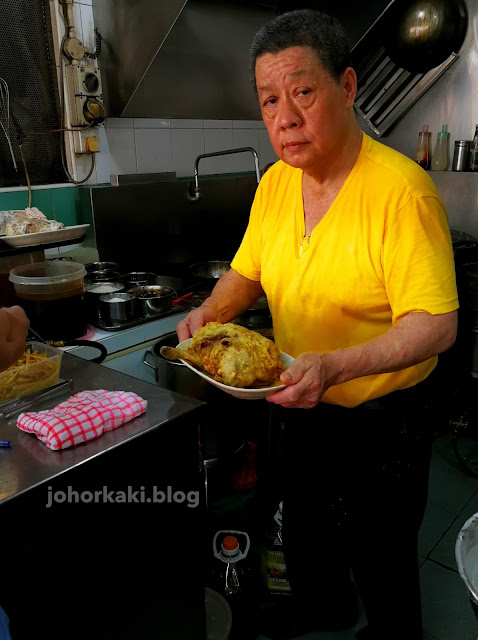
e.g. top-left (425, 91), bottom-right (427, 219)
top-left (121, 271), bottom-right (158, 287)
top-left (85, 261), bottom-right (119, 273)
top-left (85, 281), bottom-right (125, 323)
top-left (87, 269), bottom-right (122, 282)
top-left (98, 292), bottom-right (136, 325)
top-left (130, 285), bottom-right (175, 318)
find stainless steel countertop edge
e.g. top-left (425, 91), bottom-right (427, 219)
top-left (0, 350), bottom-right (204, 504)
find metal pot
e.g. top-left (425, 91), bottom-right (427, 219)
top-left (130, 285), bottom-right (175, 318)
top-left (144, 332), bottom-right (249, 462)
top-left (98, 292), bottom-right (136, 325)
top-left (85, 281), bottom-right (125, 323)
top-left (87, 269), bottom-right (122, 282)
top-left (85, 261), bottom-right (119, 273)
top-left (189, 261), bottom-right (231, 280)
top-left (383, 0), bottom-right (468, 73)
top-left (121, 271), bottom-right (157, 287)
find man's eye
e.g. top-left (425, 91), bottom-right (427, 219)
top-left (299, 89), bottom-right (311, 96)
top-left (265, 98), bottom-right (277, 106)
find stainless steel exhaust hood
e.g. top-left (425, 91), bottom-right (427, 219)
top-left (92, 0), bottom-right (402, 121)
top-left (93, 0), bottom-right (277, 119)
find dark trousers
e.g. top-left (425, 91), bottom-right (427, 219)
top-left (281, 378), bottom-right (435, 640)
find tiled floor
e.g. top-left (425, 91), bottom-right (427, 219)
top-left (257, 432), bottom-right (478, 640)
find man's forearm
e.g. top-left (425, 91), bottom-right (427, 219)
top-left (325, 310), bottom-right (458, 386)
top-left (202, 269), bottom-right (264, 323)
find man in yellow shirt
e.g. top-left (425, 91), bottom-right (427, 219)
top-left (177, 9), bottom-right (458, 640)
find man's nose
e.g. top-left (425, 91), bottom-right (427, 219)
top-left (279, 97), bottom-right (302, 129)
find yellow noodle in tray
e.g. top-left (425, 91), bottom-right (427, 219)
top-left (0, 341), bottom-right (63, 403)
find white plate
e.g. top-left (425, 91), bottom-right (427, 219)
top-left (176, 338), bottom-right (294, 400)
top-left (2, 224), bottom-right (90, 248)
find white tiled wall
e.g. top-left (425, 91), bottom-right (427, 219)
top-left (102, 118), bottom-right (277, 182)
top-left (70, 0), bottom-right (277, 184)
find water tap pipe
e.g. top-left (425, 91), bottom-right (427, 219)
top-left (187, 147), bottom-right (261, 202)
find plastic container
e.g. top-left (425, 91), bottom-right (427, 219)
top-left (0, 250), bottom-right (45, 307)
top-left (431, 124), bottom-right (448, 170)
top-left (0, 341), bottom-right (62, 403)
top-left (205, 587), bottom-right (232, 640)
top-left (209, 531), bottom-right (254, 640)
top-left (414, 124), bottom-right (430, 169)
top-left (9, 261), bottom-right (87, 341)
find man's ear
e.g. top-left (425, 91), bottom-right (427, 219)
top-left (342, 67), bottom-right (357, 109)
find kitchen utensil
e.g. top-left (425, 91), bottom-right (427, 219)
top-left (85, 281), bottom-right (124, 322)
top-left (383, 0), bottom-right (468, 73)
top-left (99, 292), bottom-right (136, 325)
top-left (189, 261), bottom-right (230, 279)
top-left (0, 378), bottom-right (73, 419)
top-left (121, 271), bottom-right (157, 287)
top-left (171, 292), bottom-right (193, 307)
top-left (27, 326), bottom-right (108, 365)
top-left (85, 261), bottom-right (119, 273)
top-left (86, 269), bottom-right (121, 282)
top-left (130, 285), bottom-right (175, 318)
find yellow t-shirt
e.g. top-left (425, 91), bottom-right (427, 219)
top-left (230, 133), bottom-right (458, 407)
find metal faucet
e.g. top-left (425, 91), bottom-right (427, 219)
top-left (187, 147), bottom-right (261, 202)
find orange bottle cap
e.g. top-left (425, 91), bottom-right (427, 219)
top-left (222, 536), bottom-right (239, 551)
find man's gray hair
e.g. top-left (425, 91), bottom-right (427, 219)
top-left (250, 10), bottom-right (352, 93)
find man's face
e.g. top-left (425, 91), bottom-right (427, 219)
top-left (255, 46), bottom-right (355, 171)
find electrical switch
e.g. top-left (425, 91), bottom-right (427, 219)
top-left (85, 136), bottom-right (99, 153)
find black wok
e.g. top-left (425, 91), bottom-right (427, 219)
top-left (383, 0), bottom-right (468, 73)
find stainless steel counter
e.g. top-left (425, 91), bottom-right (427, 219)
top-left (0, 350), bottom-right (207, 640)
top-left (0, 349), bottom-right (204, 505)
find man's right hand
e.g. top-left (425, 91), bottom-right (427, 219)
top-left (176, 304), bottom-right (219, 342)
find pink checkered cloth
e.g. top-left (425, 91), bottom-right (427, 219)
top-left (16, 390), bottom-right (147, 451)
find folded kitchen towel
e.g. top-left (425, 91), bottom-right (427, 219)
top-left (17, 390), bottom-right (147, 451)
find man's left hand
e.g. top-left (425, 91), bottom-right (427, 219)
top-left (266, 352), bottom-right (336, 409)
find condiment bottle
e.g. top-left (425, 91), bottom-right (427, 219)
top-left (414, 124), bottom-right (430, 169)
top-left (431, 124), bottom-right (448, 171)
top-left (210, 531), bottom-right (255, 639)
top-left (468, 125), bottom-right (478, 171)
top-left (260, 501), bottom-right (292, 594)
top-left (211, 530), bottom-right (251, 598)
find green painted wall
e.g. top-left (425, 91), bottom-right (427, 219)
top-left (0, 187), bottom-right (82, 226)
